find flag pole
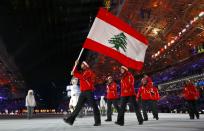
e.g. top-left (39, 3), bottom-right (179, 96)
top-left (70, 48), bottom-right (85, 75)
top-left (70, 10), bottom-right (93, 76)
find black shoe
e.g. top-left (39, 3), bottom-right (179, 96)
top-left (115, 121), bottom-right (124, 126)
top-left (94, 123), bottom-right (101, 126)
top-left (156, 117), bottom-right (159, 120)
top-left (144, 119), bottom-right (148, 121)
top-left (63, 118), bottom-right (74, 125)
top-left (105, 119), bottom-right (112, 122)
top-left (139, 121), bottom-right (143, 125)
top-left (190, 117), bottom-right (194, 120)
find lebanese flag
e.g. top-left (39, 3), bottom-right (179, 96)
top-left (83, 8), bottom-right (148, 71)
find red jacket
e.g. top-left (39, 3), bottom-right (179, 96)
top-left (136, 86), bottom-right (152, 100)
top-left (183, 84), bottom-right (200, 100)
top-left (136, 77), bottom-right (153, 101)
top-left (120, 71), bottom-right (135, 97)
top-left (106, 82), bottom-right (118, 100)
top-left (73, 68), bottom-right (95, 92)
top-left (150, 86), bottom-right (160, 101)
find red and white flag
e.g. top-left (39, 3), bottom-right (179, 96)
top-left (83, 8), bottom-right (148, 71)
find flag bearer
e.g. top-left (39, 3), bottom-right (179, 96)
top-left (63, 61), bottom-right (101, 126)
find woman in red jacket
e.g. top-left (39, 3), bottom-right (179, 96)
top-left (182, 80), bottom-right (200, 119)
top-left (115, 66), bottom-right (143, 126)
top-left (150, 84), bottom-right (160, 120)
top-left (105, 76), bottom-right (119, 122)
top-left (136, 76), bottom-right (152, 121)
top-left (64, 61), bottom-right (101, 126)
top-left (137, 76), bottom-right (159, 120)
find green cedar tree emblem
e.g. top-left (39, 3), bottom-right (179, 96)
top-left (108, 32), bottom-right (127, 52)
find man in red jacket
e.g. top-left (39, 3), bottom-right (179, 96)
top-left (136, 75), bottom-right (159, 121)
top-left (105, 76), bottom-right (119, 122)
top-left (182, 80), bottom-right (200, 119)
top-left (63, 61), bottom-right (101, 126)
top-left (115, 66), bottom-right (143, 126)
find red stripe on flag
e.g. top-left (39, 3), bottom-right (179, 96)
top-left (97, 8), bottom-right (148, 46)
top-left (83, 38), bottom-right (144, 71)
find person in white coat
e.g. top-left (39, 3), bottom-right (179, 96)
top-left (100, 96), bottom-right (107, 116)
top-left (66, 77), bottom-right (80, 112)
top-left (25, 90), bottom-right (36, 119)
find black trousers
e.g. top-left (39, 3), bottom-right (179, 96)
top-left (186, 100), bottom-right (199, 119)
top-left (107, 99), bottom-right (119, 120)
top-left (117, 96), bottom-right (143, 124)
top-left (142, 100), bottom-right (158, 120)
top-left (152, 100), bottom-right (159, 119)
top-left (66, 90), bottom-right (101, 124)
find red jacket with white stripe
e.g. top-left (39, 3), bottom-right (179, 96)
top-left (106, 82), bottom-right (118, 100)
top-left (120, 71), bottom-right (135, 97)
top-left (73, 68), bottom-right (95, 92)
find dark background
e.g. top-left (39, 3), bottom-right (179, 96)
top-left (0, 0), bottom-right (103, 108)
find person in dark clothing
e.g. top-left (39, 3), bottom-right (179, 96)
top-left (63, 61), bottom-right (101, 126)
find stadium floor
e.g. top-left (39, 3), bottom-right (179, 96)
top-left (0, 113), bottom-right (203, 131)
